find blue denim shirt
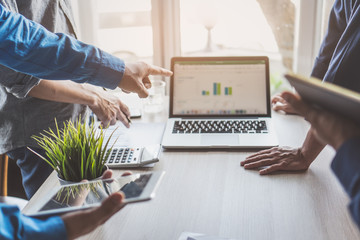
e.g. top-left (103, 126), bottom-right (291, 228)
top-left (0, 0), bottom-right (89, 154)
top-left (311, 0), bottom-right (360, 229)
top-left (0, 204), bottom-right (67, 240)
top-left (311, 0), bottom-right (360, 93)
top-left (332, 138), bottom-right (360, 229)
top-left (0, 2), bottom-right (126, 239)
top-left (0, 1), bottom-right (126, 154)
top-left (0, 3), bottom-right (125, 88)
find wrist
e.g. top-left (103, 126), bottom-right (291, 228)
top-left (298, 148), bottom-right (313, 168)
top-left (299, 143), bottom-right (324, 167)
top-left (299, 129), bottom-right (326, 165)
top-left (81, 84), bottom-right (101, 107)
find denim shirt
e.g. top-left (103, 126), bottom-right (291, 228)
top-left (311, 0), bottom-right (360, 92)
top-left (0, 203), bottom-right (67, 240)
top-left (311, 0), bottom-right (360, 230)
top-left (0, 1), bottom-right (125, 153)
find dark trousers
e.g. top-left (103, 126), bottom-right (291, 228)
top-left (7, 147), bottom-right (53, 199)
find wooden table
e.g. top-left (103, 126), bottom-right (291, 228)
top-left (23, 111), bottom-right (360, 240)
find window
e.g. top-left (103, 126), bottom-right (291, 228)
top-left (73, 0), bottom-right (153, 63)
top-left (179, 0), bottom-right (293, 93)
top-left (72, 0), bottom-right (332, 93)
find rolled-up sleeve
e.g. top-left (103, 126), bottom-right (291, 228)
top-left (0, 65), bottom-right (40, 98)
top-left (0, 4), bottom-right (125, 89)
top-left (331, 137), bottom-right (360, 228)
top-left (0, 204), bottom-right (67, 240)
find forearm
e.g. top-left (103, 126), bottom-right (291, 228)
top-left (28, 80), bottom-right (99, 106)
top-left (300, 128), bottom-right (326, 165)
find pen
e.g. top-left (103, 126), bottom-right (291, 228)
top-left (126, 115), bottom-right (132, 124)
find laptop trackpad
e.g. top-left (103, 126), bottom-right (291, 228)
top-left (200, 134), bottom-right (239, 146)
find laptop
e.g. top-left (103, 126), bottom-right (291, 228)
top-left (161, 56), bottom-right (278, 149)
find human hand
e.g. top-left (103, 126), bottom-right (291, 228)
top-left (240, 147), bottom-right (311, 175)
top-left (62, 170), bottom-right (132, 239)
top-left (101, 169), bottom-right (132, 179)
top-left (119, 62), bottom-right (172, 98)
top-left (62, 191), bottom-right (124, 240)
top-left (272, 93), bottom-right (298, 114)
top-left (281, 91), bottom-right (360, 150)
top-left (88, 90), bottom-right (131, 128)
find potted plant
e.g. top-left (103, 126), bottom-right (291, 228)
top-left (30, 118), bottom-right (115, 183)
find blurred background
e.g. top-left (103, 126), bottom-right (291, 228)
top-left (71, 0), bottom-right (334, 94)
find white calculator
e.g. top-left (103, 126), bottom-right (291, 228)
top-left (105, 144), bottom-right (161, 168)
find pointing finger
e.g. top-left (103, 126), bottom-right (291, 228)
top-left (148, 65), bottom-right (173, 77)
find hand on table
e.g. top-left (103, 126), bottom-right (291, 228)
top-left (240, 147), bottom-right (311, 175)
top-left (62, 170), bottom-right (132, 239)
top-left (272, 93), bottom-right (298, 114)
top-left (119, 62), bottom-right (172, 98)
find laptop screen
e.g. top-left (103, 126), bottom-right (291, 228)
top-left (170, 57), bottom-right (270, 118)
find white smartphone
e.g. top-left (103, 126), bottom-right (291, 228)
top-left (23, 171), bottom-right (165, 218)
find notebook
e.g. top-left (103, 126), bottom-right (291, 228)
top-left (161, 56), bottom-right (278, 149)
top-left (285, 72), bottom-right (360, 124)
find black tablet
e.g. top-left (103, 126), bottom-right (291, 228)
top-left (284, 73), bottom-right (360, 124)
top-left (23, 171), bottom-right (165, 217)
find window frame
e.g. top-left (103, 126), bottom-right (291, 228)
top-left (74, 0), bottom-right (328, 76)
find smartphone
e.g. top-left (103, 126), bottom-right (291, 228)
top-left (23, 171), bottom-right (165, 217)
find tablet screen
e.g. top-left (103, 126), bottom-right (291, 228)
top-left (38, 173), bottom-right (153, 213)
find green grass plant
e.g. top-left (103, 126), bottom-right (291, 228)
top-left (31, 118), bottom-right (115, 182)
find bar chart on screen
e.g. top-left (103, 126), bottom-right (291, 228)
top-left (201, 83), bottom-right (233, 96)
top-left (173, 61), bottom-right (268, 115)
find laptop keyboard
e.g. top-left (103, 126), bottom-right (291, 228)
top-left (172, 120), bottom-right (268, 134)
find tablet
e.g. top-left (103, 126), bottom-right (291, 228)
top-left (23, 171), bottom-right (165, 217)
top-left (284, 73), bottom-right (360, 124)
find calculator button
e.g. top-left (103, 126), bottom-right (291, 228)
top-left (115, 159), bottom-right (120, 163)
